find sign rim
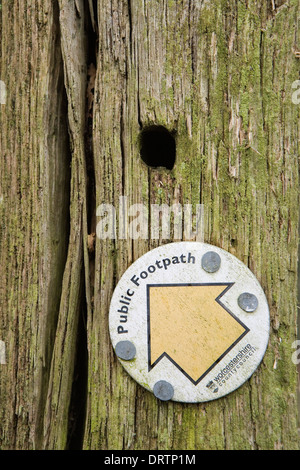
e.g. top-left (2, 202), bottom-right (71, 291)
top-left (109, 241), bottom-right (270, 403)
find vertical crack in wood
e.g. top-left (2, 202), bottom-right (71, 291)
top-left (67, 0), bottom-right (99, 450)
top-left (42, 0), bottom-right (99, 450)
top-left (34, 0), bottom-right (72, 449)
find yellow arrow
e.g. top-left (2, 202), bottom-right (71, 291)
top-left (148, 284), bottom-right (249, 384)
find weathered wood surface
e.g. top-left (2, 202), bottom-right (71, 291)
top-left (0, 0), bottom-right (299, 450)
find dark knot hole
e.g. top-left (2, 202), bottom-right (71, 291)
top-left (139, 125), bottom-right (176, 170)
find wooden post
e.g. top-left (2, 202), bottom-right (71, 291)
top-left (0, 0), bottom-right (299, 450)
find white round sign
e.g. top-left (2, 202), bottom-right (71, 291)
top-left (109, 242), bottom-right (270, 403)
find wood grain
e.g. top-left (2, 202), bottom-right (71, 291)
top-left (0, 0), bottom-right (299, 450)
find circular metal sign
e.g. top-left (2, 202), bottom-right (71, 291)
top-left (109, 242), bottom-right (270, 403)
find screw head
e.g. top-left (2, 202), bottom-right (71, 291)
top-left (153, 380), bottom-right (174, 401)
top-left (201, 251), bottom-right (221, 273)
top-left (238, 293), bottom-right (258, 313)
top-left (115, 341), bottom-right (136, 361)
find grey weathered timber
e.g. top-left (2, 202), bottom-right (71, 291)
top-left (0, 0), bottom-right (299, 450)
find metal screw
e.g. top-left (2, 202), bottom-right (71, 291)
top-left (201, 251), bottom-right (221, 273)
top-left (238, 293), bottom-right (258, 313)
top-left (115, 341), bottom-right (136, 361)
top-left (153, 380), bottom-right (174, 401)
